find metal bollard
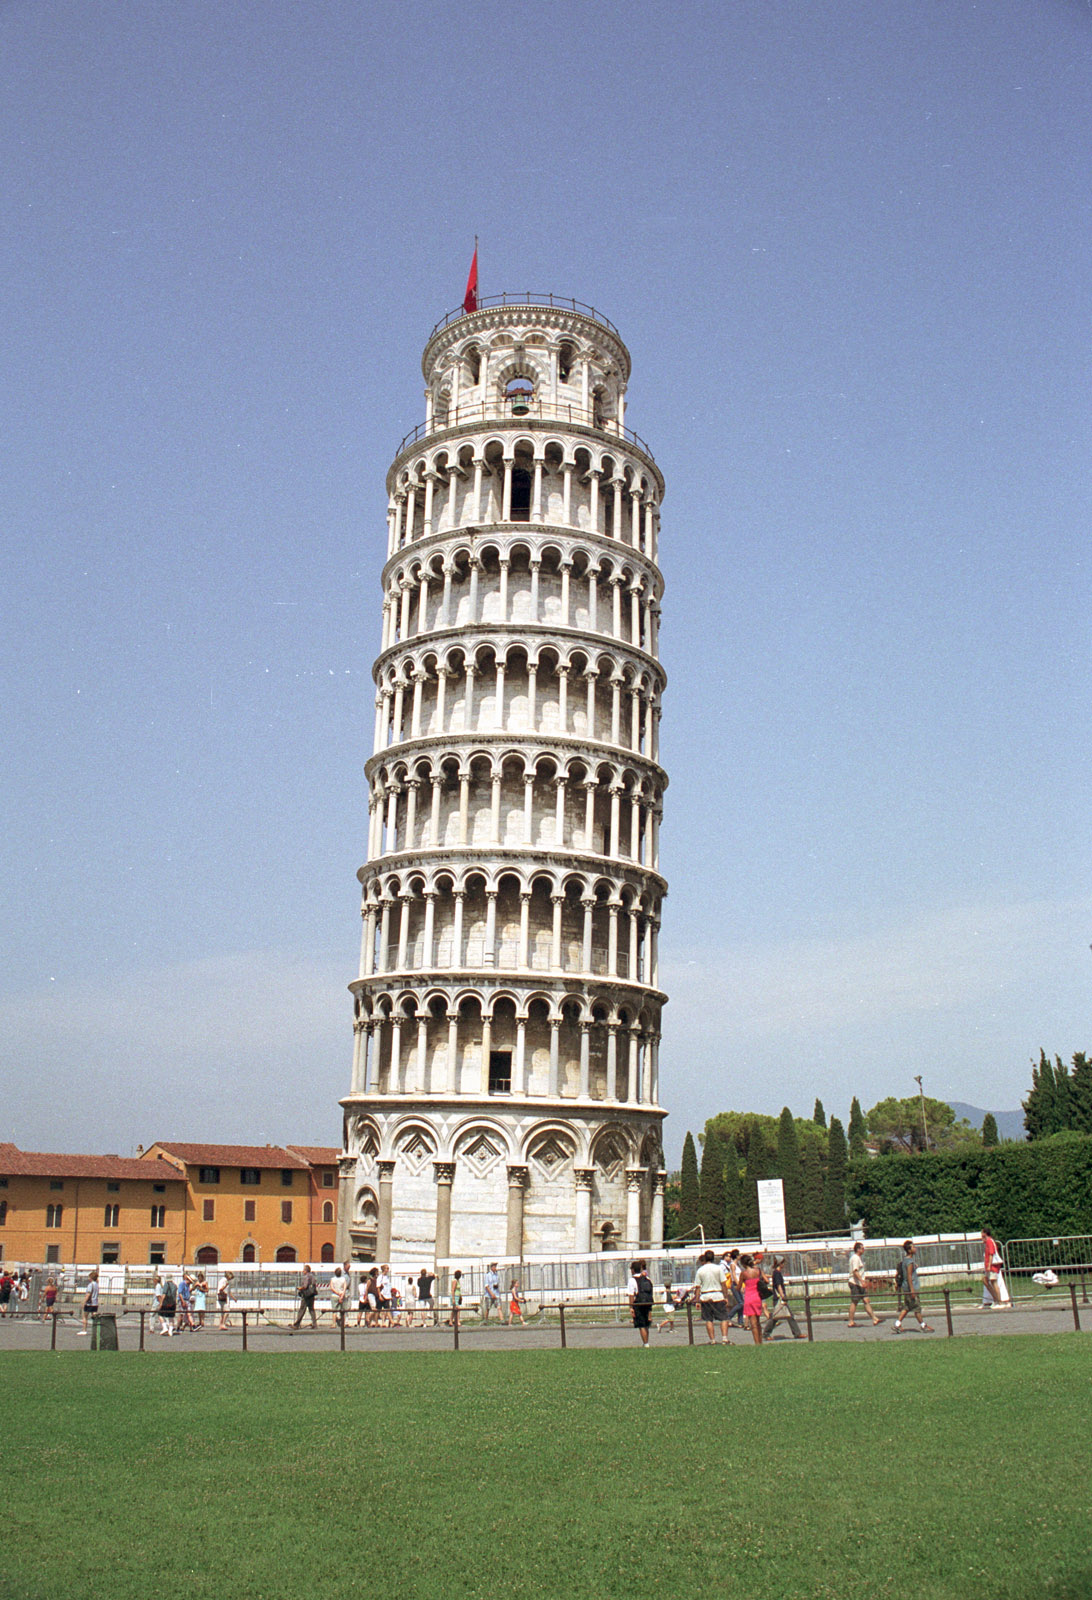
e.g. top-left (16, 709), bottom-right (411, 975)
top-left (452, 1308), bottom-right (459, 1351)
top-left (943, 1289), bottom-right (954, 1338)
top-left (686, 1300), bottom-right (694, 1346)
top-left (1070, 1283), bottom-right (1081, 1332)
top-left (339, 1309), bottom-right (346, 1352)
top-left (50, 1312), bottom-right (58, 1352)
top-left (1080, 1270), bottom-right (1088, 1306)
top-left (241, 1310), bottom-right (248, 1351)
top-left (803, 1283), bottom-right (814, 1342)
top-left (559, 1302), bottom-right (567, 1349)
top-left (139, 1311), bottom-right (145, 1352)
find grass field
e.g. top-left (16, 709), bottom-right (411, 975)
top-left (2, 1335), bottom-right (1089, 1600)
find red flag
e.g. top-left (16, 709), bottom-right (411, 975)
top-left (462, 244), bottom-right (478, 313)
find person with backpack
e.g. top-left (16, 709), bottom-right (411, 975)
top-left (292, 1264), bottom-right (319, 1330)
top-left (892, 1241), bottom-right (934, 1333)
top-left (627, 1258), bottom-right (654, 1346)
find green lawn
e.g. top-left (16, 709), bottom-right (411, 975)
top-left (2, 1336), bottom-right (1089, 1600)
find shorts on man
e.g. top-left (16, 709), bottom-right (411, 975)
top-left (849, 1283), bottom-right (865, 1304)
top-left (700, 1298), bottom-right (729, 1323)
top-left (632, 1303), bottom-right (652, 1330)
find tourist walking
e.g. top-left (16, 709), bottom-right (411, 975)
top-left (481, 1263), bottom-right (501, 1322)
top-left (176, 1273), bottom-right (195, 1332)
top-left (846, 1241), bottom-right (881, 1328)
top-left (216, 1271), bottom-right (235, 1329)
top-left (444, 1270), bottom-right (464, 1326)
top-left (156, 1274), bottom-right (177, 1335)
top-left (892, 1241), bottom-right (934, 1333)
top-left (657, 1281), bottom-right (680, 1332)
top-left (508, 1278), bottom-right (525, 1325)
top-left (627, 1259), bottom-right (654, 1346)
top-left (328, 1266), bottom-right (348, 1322)
top-left (762, 1257), bottom-right (805, 1340)
top-left (77, 1268), bottom-right (100, 1335)
top-left (41, 1276), bottom-right (58, 1322)
top-left (694, 1249), bottom-right (731, 1346)
top-left (0, 1269), bottom-right (12, 1318)
top-left (293, 1264), bottom-right (320, 1329)
top-left (403, 1273), bottom-right (417, 1326)
top-left (722, 1249), bottom-right (745, 1328)
top-left (417, 1268), bottom-right (436, 1324)
top-left (981, 1229), bottom-right (1005, 1308)
top-left (192, 1276), bottom-right (208, 1329)
top-left (739, 1255), bottom-right (764, 1345)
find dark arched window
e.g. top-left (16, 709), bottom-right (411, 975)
top-left (322, 1201), bottom-right (334, 1224)
top-left (321, 1242), bottom-right (335, 1263)
top-left (242, 1243), bottom-right (256, 1263)
top-left (510, 469), bottom-right (532, 522)
top-left (196, 1246), bottom-right (218, 1266)
top-left (275, 1245), bottom-right (297, 1263)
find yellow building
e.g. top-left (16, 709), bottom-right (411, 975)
top-left (141, 1143), bottom-right (340, 1265)
top-left (0, 1143), bottom-right (186, 1266)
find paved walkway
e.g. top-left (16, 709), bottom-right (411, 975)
top-left (1, 1300), bottom-right (1085, 1354)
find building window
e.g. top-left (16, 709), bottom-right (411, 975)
top-left (101, 1243), bottom-right (119, 1264)
top-left (242, 1243), bottom-right (256, 1263)
top-left (275, 1245), bottom-right (297, 1263)
top-left (322, 1171), bottom-right (335, 1188)
top-left (150, 1205), bottom-right (166, 1228)
top-left (320, 1242), bottom-right (334, 1263)
top-left (281, 1170), bottom-right (293, 1188)
top-left (280, 1201), bottom-right (293, 1224)
top-left (202, 1200), bottom-right (214, 1222)
top-left (509, 469), bottom-right (532, 521)
top-left (240, 1169), bottom-right (261, 1186)
top-left (244, 1201), bottom-right (256, 1223)
top-left (488, 1050), bottom-right (512, 1094)
top-left (46, 1204), bottom-right (64, 1228)
top-left (49, 1180), bottom-right (64, 1191)
top-left (104, 1204), bottom-right (119, 1227)
top-left (322, 1201), bottom-right (334, 1224)
top-left (153, 1183), bottom-right (166, 1194)
top-left (149, 1243), bottom-right (165, 1265)
top-left (198, 1167), bottom-right (220, 1185)
top-left (106, 1181), bottom-right (120, 1193)
top-left (46, 1245), bottom-right (60, 1264)
top-left (0, 1178), bottom-right (7, 1188)
top-left (0, 1202), bottom-right (6, 1226)
top-left (196, 1245), bottom-right (218, 1266)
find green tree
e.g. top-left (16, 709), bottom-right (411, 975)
top-left (698, 1131), bottom-right (726, 1242)
top-left (981, 1112), bottom-right (999, 1148)
top-left (848, 1097), bottom-right (867, 1160)
top-left (776, 1107), bottom-right (803, 1231)
top-left (866, 1095), bottom-right (957, 1153)
top-left (812, 1098), bottom-right (826, 1129)
top-left (678, 1132), bottom-right (700, 1239)
top-left (705, 1110), bottom-right (779, 1160)
top-left (1023, 1050), bottom-right (1072, 1139)
top-left (800, 1138), bottom-right (825, 1232)
top-left (739, 1119), bottom-right (773, 1238)
top-left (722, 1141), bottom-right (742, 1239)
top-left (824, 1116), bottom-right (848, 1228)
top-left (1070, 1053), bottom-right (1092, 1135)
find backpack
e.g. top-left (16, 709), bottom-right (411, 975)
top-left (635, 1274), bottom-right (653, 1305)
top-left (894, 1257), bottom-right (907, 1291)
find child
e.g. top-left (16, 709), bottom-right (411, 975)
top-left (508, 1279), bottom-right (525, 1326)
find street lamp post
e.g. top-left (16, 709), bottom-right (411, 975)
top-left (913, 1075), bottom-right (929, 1150)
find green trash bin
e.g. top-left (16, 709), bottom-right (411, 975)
top-left (90, 1313), bottom-right (118, 1351)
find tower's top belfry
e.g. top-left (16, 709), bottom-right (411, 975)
top-left (338, 291), bottom-right (668, 1266)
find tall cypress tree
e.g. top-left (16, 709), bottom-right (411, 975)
top-left (813, 1098), bottom-right (826, 1129)
top-left (848, 1096), bottom-right (867, 1159)
top-left (981, 1112), bottom-right (999, 1147)
top-left (1070, 1053), bottom-right (1092, 1135)
top-left (678, 1132), bottom-right (700, 1239)
top-left (739, 1120), bottom-right (766, 1238)
top-left (824, 1116), bottom-right (848, 1228)
top-left (776, 1107), bottom-right (803, 1232)
top-left (722, 1141), bottom-right (741, 1240)
top-left (699, 1130), bottom-right (726, 1242)
top-left (800, 1139), bottom-right (824, 1233)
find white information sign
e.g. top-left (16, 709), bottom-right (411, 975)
top-left (756, 1178), bottom-right (787, 1245)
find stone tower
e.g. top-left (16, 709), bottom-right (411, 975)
top-left (336, 294), bottom-right (667, 1264)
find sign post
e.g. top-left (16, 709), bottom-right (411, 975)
top-left (756, 1178), bottom-right (787, 1247)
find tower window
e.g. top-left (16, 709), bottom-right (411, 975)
top-left (489, 1051), bottom-right (512, 1094)
top-left (558, 342), bottom-right (575, 383)
top-left (510, 470), bottom-right (532, 522)
top-left (505, 376), bottom-right (534, 416)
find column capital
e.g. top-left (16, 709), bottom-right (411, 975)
top-left (377, 1159), bottom-right (396, 1181)
top-left (625, 1167), bottom-right (646, 1193)
top-left (653, 1170), bottom-right (667, 1197)
top-left (574, 1167), bottom-right (595, 1191)
top-left (433, 1161), bottom-right (456, 1185)
top-left (506, 1164), bottom-right (530, 1190)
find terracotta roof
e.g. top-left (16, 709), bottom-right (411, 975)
top-left (283, 1145), bottom-right (342, 1165)
top-left (146, 1142), bottom-right (310, 1170)
top-left (0, 1143), bottom-right (184, 1182)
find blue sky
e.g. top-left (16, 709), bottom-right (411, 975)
top-left (2, 1), bottom-right (1089, 1164)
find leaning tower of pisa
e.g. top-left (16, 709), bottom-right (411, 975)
top-left (336, 294), bottom-right (667, 1265)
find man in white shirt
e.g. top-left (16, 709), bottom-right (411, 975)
top-left (328, 1267), bottom-right (348, 1320)
top-left (482, 1263), bottom-right (501, 1322)
top-left (694, 1250), bottom-right (731, 1345)
top-left (846, 1240), bottom-right (881, 1328)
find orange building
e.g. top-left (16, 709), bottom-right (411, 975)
top-left (0, 1143), bottom-right (186, 1266)
top-left (141, 1143), bottom-right (340, 1266)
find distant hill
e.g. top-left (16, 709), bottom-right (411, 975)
top-left (947, 1101), bottom-right (1025, 1142)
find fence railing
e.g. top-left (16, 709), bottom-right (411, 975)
top-left (393, 398), bottom-right (656, 463)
